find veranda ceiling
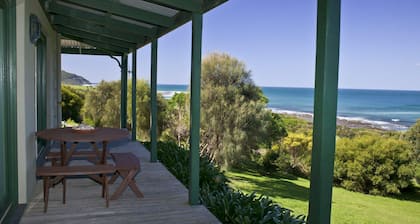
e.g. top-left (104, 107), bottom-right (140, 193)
top-left (39, 0), bottom-right (227, 55)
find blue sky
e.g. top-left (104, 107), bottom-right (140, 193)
top-left (62, 0), bottom-right (420, 90)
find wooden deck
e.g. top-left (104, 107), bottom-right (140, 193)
top-left (20, 141), bottom-right (220, 224)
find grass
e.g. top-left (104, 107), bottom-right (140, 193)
top-left (226, 169), bottom-right (420, 224)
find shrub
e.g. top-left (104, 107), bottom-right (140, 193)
top-left (201, 187), bottom-right (305, 224)
top-left (278, 133), bottom-right (312, 177)
top-left (335, 134), bottom-right (415, 195)
top-left (143, 141), bottom-right (306, 224)
top-left (257, 149), bottom-right (279, 174)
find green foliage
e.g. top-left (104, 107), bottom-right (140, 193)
top-left (405, 119), bottom-right (420, 184)
top-left (82, 80), bottom-right (121, 127)
top-left (144, 141), bottom-right (305, 224)
top-left (127, 80), bottom-right (167, 141)
top-left (263, 112), bottom-right (288, 149)
top-left (161, 92), bottom-right (190, 145)
top-left (257, 149), bottom-right (280, 175)
top-left (278, 133), bottom-right (312, 177)
top-left (143, 141), bottom-right (228, 192)
top-left (82, 80), bottom-right (166, 140)
top-left (61, 85), bottom-right (85, 122)
top-left (335, 134), bottom-right (415, 195)
top-left (201, 187), bottom-right (305, 224)
top-left (280, 115), bottom-right (311, 133)
top-left (201, 53), bottom-right (271, 168)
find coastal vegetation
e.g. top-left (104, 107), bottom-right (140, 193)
top-left (61, 53), bottom-right (420, 223)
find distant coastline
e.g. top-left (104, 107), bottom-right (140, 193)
top-left (270, 109), bottom-right (407, 131)
top-left (157, 84), bottom-right (420, 131)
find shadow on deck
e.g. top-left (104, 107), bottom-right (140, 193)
top-left (20, 141), bottom-right (220, 224)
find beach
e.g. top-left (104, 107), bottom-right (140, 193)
top-left (277, 111), bottom-right (406, 131)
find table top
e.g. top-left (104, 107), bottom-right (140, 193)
top-left (36, 127), bottom-right (129, 142)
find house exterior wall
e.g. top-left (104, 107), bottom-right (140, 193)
top-left (15, 0), bottom-right (60, 204)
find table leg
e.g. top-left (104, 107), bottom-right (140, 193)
top-left (101, 141), bottom-right (108, 164)
top-left (60, 142), bottom-right (66, 166)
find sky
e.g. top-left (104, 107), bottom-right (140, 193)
top-left (61, 0), bottom-right (420, 91)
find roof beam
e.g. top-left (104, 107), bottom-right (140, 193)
top-left (61, 47), bottom-right (121, 56)
top-left (51, 15), bottom-right (145, 43)
top-left (143, 0), bottom-right (202, 12)
top-left (61, 33), bottom-right (129, 53)
top-left (56, 26), bottom-right (137, 49)
top-left (44, 1), bottom-right (157, 37)
top-left (59, 0), bottom-right (174, 27)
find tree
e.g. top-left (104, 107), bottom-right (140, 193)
top-left (200, 53), bottom-right (270, 168)
top-left (127, 80), bottom-right (167, 141)
top-left (82, 80), bottom-right (120, 127)
top-left (162, 92), bottom-right (190, 146)
top-left (61, 85), bottom-right (84, 123)
top-left (82, 80), bottom-right (167, 141)
top-left (263, 112), bottom-right (288, 149)
top-left (405, 119), bottom-right (420, 183)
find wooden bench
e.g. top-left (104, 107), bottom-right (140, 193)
top-left (109, 153), bottom-right (144, 200)
top-left (36, 165), bottom-right (116, 212)
top-left (46, 151), bottom-right (100, 166)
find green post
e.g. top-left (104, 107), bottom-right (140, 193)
top-left (150, 39), bottom-right (158, 162)
top-left (120, 54), bottom-right (128, 128)
top-left (131, 50), bottom-right (137, 141)
top-left (189, 12), bottom-right (202, 205)
top-left (308, 0), bottom-right (341, 223)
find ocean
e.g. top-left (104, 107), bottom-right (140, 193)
top-left (157, 84), bottom-right (420, 131)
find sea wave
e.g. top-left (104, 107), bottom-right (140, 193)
top-left (158, 90), bottom-right (186, 99)
top-left (268, 107), bottom-right (408, 131)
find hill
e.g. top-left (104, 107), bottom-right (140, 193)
top-left (61, 70), bottom-right (91, 85)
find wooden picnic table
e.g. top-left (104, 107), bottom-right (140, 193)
top-left (36, 127), bottom-right (142, 210)
top-left (36, 127), bottom-right (129, 165)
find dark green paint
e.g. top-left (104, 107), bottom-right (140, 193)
top-left (56, 26), bottom-right (137, 49)
top-left (120, 54), bottom-right (128, 128)
top-left (52, 15), bottom-right (144, 44)
top-left (308, 0), bottom-right (341, 223)
top-left (131, 51), bottom-right (137, 141)
top-left (36, 34), bottom-right (47, 155)
top-left (0, 0), bottom-right (18, 221)
top-left (44, 1), bottom-right (157, 37)
top-left (60, 48), bottom-right (121, 56)
top-left (143, 0), bottom-right (201, 12)
top-left (150, 39), bottom-right (158, 162)
top-left (60, 33), bottom-right (128, 54)
top-left (189, 12), bottom-right (202, 206)
top-left (61, 0), bottom-right (174, 27)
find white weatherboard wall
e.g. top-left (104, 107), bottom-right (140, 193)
top-left (16, 0), bottom-right (60, 203)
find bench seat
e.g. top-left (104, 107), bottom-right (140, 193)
top-left (37, 165), bottom-right (115, 212)
top-left (109, 153), bottom-right (143, 200)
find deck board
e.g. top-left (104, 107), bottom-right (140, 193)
top-left (20, 141), bottom-right (220, 224)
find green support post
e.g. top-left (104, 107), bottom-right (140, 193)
top-left (150, 39), bottom-right (158, 162)
top-left (308, 0), bottom-right (341, 223)
top-left (131, 50), bottom-right (137, 141)
top-left (120, 54), bottom-right (128, 128)
top-left (189, 12), bottom-right (203, 205)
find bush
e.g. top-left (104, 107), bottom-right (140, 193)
top-left (201, 187), bottom-right (305, 224)
top-left (257, 149), bottom-right (279, 174)
top-left (335, 134), bottom-right (415, 195)
top-left (143, 141), bottom-right (306, 224)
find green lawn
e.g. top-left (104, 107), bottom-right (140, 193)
top-left (226, 169), bottom-right (420, 224)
